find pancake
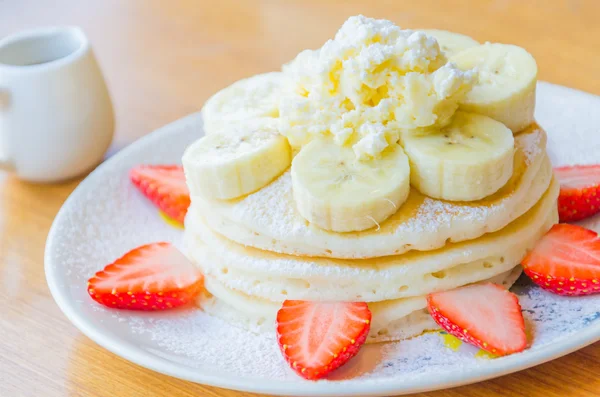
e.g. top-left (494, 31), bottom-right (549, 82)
top-left (190, 124), bottom-right (549, 259)
top-left (185, 175), bottom-right (557, 302)
top-left (197, 266), bottom-right (524, 344)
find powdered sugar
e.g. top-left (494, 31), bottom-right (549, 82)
top-left (101, 280), bottom-right (600, 383)
top-left (45, 83), bottom-right (600, 395)
top-left (128, 312), bottom-right (290, 379)
top-left (537, 82), bottom-right (600, 166)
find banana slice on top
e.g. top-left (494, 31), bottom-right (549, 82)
top-left (401, 111), bottom-right (514, 202)
top-left (450, 43), bottom-right (537, 133)
top-left (201, 72), bottom-right (283, 135)
top-left (183, 123), bottom-right (291, 200)
top-left (421, 29), bottom-right (479, 56)
top-left (291, 140), bottom-right (410, 232)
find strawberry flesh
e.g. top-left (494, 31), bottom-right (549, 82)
top-left (276, 300), bottom-right (371, 380)
top-left (522, 223), bottom-right (600, 296)
top-left (427, 283), bottom-right (527, 356)
top-left (555, 165), bottom-right (600, 222)
top-left (88, 242), bottom-right (203, 310)
top-left (130, 165), bottom-right (190, 224)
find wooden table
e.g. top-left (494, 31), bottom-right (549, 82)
top-left (1, 1), bottom-right (599, 396)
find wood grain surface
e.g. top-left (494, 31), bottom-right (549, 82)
top-left (1, 1), bottom-right (599, 396)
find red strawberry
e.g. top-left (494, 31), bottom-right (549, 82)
top-left (88, 242), bottom-right (203, 310)
top-left (427, 283), bottom-right (527, 356)
top-left (555, 165), bottom-right (600, 222)
top-left (276, 300), bottom-right (371, 380)
top-left (130, 165), bottom-right (190, 224)
top-left (522, 223), bottom-right (600, 296)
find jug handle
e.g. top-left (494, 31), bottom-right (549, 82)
top-left (0, 87), bottom-right (14, 172)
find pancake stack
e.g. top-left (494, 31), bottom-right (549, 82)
top-left (182, 16), bottom-right (558, 343)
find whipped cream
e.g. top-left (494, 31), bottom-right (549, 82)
top-left (279, 15), bottom-right (477, 159)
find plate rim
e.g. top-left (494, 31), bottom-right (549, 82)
top-left (45, 88), bottom-right (600, 397)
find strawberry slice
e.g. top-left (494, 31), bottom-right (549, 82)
top-left (130, 165), bottom-right (190, 224)
top-left (522, 223), bottom-right (600, 296)
top-left (88, 242), bottom-right (203, 310)
top-left (555, 165), bottom-right (600, 222)
top-left (427, 283), bottom-right (527, 356)
top-left (276, 300), bottom-right (371, 380)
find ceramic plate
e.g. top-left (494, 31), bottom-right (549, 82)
top-left (46, 82), bottom-right (600, 397)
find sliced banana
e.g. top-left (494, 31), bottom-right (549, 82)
top-left (291, 140), bottom-right (410, 232)
top-left (183, 123), bottom-right (291, 200)
top-left (450, 43), bottom-right (537, 133)
top-left (421, 29), bottom-right (479, 56)
top-left (401, 111), bottom-right (514, 201)
top-left (201, 72), bottom-right (283, 135)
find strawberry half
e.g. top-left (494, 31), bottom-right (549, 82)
top-left (427, 283), bottom-right (527, 356)
top-left (276, 300), bottom-right (371, 380)
top-left (522, 223), bottom-right (600, 296)
top-left (88, 242), bottom-right (203, 310)
top-left (130, 165), bottom-right (190, 224)
top-left (555, 165), bottom-right (600, 222)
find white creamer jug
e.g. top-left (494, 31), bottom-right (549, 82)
top-left (0, 26), bottom-right (114, 182)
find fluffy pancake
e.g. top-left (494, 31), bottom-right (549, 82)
top-left (185, 175), bottom-right (557, 302)
top-left (191, 124), bottom-right (548, 259)
top-left (197, 266), bottom-right (524, 344)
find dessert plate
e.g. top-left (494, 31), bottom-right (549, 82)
top-left (46, 82), bottom-right (600, 397)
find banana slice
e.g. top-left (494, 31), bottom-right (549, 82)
top-left (201, 72), bottom-right (283, 135)
top-left (291, 140), bottom-right (410, 232)
top-left (421, 29), bottom-right (479, 56)
top-left (401, 111), bottom-right (514, 201)
top-left (450, 43), bottom-right (537, 133)
top-left (183, 123), bottom-right (291, 200)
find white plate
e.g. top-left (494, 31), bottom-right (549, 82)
top-left (46, 82), bottom-right (600, 397)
